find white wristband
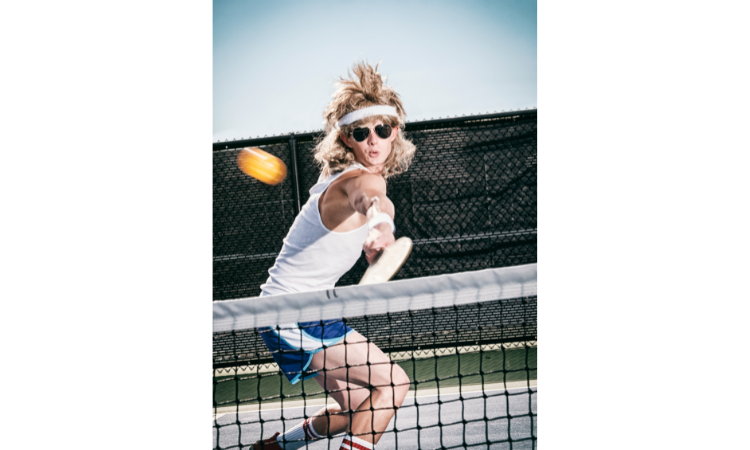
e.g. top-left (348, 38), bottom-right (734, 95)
top-left (368, 212), bottom-right (395, 234)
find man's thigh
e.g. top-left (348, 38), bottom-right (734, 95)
top-left (313, 374), bottom-right (370, 412)
top-left (309, 330), bottom-right (397, 388)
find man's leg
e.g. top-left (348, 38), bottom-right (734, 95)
top-left (307, 375), bottom-right (371, 439)
top-left (254, 362), bottom-right (371, 450)
top-left (307, 330), bottom-right (411, 446)
top-left (298, 373), bottom-right (370, 437)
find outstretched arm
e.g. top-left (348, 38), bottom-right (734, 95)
top-left (343, 173), bottom-right (396, 264)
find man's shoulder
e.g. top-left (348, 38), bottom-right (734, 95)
top-left (343, 170), bottom-right (385, 188)
top-left (329, 169), bottom-right (385, 197)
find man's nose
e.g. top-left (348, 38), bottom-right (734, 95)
top-left (367, 127), bottom-right (379, 144)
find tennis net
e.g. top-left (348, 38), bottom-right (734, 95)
top-left (213, 264), bottom-right (537, 450)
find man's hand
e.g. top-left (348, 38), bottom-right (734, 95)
top-left (363, 222), bottom-right (395, 264)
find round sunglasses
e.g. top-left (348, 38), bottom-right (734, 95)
top-left (350, 124), bottom-right (393, 142)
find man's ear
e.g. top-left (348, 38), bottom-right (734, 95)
top-left (340, 132), bottom-right (351, 148)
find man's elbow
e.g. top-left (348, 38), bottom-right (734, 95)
top-left (351, 190), bottom-right (380, 214)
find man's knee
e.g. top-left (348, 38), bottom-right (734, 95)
top-left (373, 362), bottom-right (410, 407)
top-left (391, 364), bottom-right (410, 404)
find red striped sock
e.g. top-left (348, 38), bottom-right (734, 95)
top-left (276, 418), bottom-right (322, 450)
top-left (302, 418), bottom-right (322, 440)
top-left (339, 434), bottom-right (374, 450)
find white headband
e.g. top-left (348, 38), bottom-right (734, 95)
top-left (334, 105), bottom-right (399, 129)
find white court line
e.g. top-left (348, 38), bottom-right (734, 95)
top-left (213, 381), bottom-right (537, 418)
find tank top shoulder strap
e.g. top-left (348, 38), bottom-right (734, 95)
top-left (309, 163), bottom-right (368, 195)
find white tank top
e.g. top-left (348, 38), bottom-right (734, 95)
top-left (260, 164), bottom-right (370, 296)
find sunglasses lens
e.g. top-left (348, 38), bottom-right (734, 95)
top-left (375, 124), bottom-right (392, 139)
top-left (352, 128), bottom-right (369, 142)
top-left (351, 124), bottom-right (392, 142)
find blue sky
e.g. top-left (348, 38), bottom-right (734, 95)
top-left (214, 0), bottom-right (536, 141)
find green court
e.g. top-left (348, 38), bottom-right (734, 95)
top-left (214, 346), bottom-right (536, 409)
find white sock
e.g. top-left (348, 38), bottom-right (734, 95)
top-left (339, 434), bottom-right (374, 450)
top-left (277, 418), bottom-right (322, 450)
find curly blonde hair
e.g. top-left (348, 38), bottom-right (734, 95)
top-left (313, 62), bottom-right (416, 180)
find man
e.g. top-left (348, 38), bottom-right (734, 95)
top-left (254, 62), bottom-right (417, 450)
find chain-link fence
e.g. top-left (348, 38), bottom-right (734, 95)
top-left (213, 110), bottom-right (537, 302)
top-left (213, 296), bottom-right (537, 368)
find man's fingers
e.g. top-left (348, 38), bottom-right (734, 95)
top-left (364, 227), bottom-right (396, 265)
top-left (364, 245), bottom-right (384, 264)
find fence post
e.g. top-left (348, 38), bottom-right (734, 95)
top-left (288, 134), bottom-right (302, 214)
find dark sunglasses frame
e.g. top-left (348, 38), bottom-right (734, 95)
top-left (350, 124), bottom-right (393, 142)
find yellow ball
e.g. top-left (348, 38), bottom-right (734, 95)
top-left (237, 147), bottom-right (287, 185)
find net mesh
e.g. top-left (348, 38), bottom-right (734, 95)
top-left (213, 266), bottom-right (537, 450)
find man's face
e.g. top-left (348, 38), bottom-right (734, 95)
top-left (340, 120), bottom-right (397, 173)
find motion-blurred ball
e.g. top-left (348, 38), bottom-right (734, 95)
top-left (237, 147), bottom-right (287, 185)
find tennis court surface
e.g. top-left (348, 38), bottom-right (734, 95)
top-left (213, 264), bottom-right (537, 449)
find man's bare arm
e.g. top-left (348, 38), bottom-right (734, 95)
top-left (345, 173), bottom-right (395, 220)
top-left (343, 173), bottom-right (396, 263)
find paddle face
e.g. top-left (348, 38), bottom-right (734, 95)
top-left (359, 237), bottom-right (413, 285)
